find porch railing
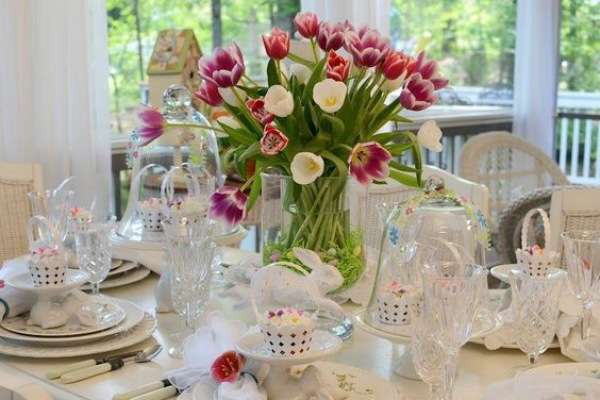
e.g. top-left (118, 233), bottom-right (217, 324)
top-left (556, 111), bottom-right (600, 184)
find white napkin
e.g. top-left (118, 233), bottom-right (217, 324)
top-left (0, 258), bottom-right (36, 320)
top-left (556, 290), bottom-right (600, 361)
top-left (483, 374), bottom-right (600, 400)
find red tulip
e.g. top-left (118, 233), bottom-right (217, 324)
top-left (399, 74), bottom-right (437, 111)
top-left (411, 52), bottom-right (448, 90)
top-left (260, 125), bottom-right (289, 155)
top-left (262, 28), bottom-right (290, 60)
top-left (209, 187), bottom-right (248, 226)
top-left (198, 43), bottom-right (245, 88)
top-left (316, 22), bottom-right (346, 52)
top-left (294, 12), bottom-right (319, 39)
top-left (349, 142), bottom-right (392, 185)
top-left (210, 351), bottom-right (246, 383)
top-left (326, 50), bottom-right (350, 82)
top-left (137, 105), bottom-right (165, 146)
top-left (380, 51), bottom-right (415, 81)
top-left (246, 98), bottom-right (274, 125)
top-left (194, 80), bottom-right (223, 106)
top-left (347, 28), bottom-right (390, 68)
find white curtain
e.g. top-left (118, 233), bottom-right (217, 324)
top-left (301, 0), bottom-right (391, 37)
top-left (513, 0), bottom-right (560, 156)
top-left (0, 0), bottom-right (112, 212)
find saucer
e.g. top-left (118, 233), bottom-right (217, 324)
top-left (6, 270), bottom-right (89, 294)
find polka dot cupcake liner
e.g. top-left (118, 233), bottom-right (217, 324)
top-left (260, 322), bottom-right (315, 357)
top-left (29, 255), bottom-right (67, 287)
top-left (376, 292), bottom-right (413, 325)
top-left (136, 207), bottom-right (164, 232)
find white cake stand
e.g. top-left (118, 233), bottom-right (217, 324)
top-left (236, 328), bottom-right (344, 400)
top-left (6, 270), bottom-right (90, 329)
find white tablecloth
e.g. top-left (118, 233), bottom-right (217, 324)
top-left (0, 256), bottom-right (572, 400)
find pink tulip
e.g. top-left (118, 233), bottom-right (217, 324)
top-left (349, 142), bottom-right (392, 185)
top-left (411, 52), bottom-right (448, 90)
top-left (137, 105), bottom-right (165, 146)
top-left (246, 98), bottom-right (274, 125)
top-left (379, 51), bottom-right (415, 81)
top-left (209, 186), bottom-right (247, 226)
top-left (326, 50), bottom-right (350, 82)
top-left (198, 43), bottom-right (245, 88)
top-left (260, 125), bottom-right (289, 155)
top-left (316, 22), bottom-right (346, 52)
top-left (399, 74), bottom-right (437, 111)
top-left (262, 28), bottom-right (290, 60)
top-left (294, 12), bottom-right (319, 39)
top-left (347, 28), bottom-right (390, 68)
top-left (194, 80), bottom-right (223, 106)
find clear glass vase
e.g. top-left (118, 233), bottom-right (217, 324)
top-left (261, 172), bottom-right (366, 292)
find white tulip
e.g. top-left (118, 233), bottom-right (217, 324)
top-left (218, 87), bottom-right (246, 107)
top-left (417, 120), bottom-right (443, 152)
top-left (312, 79), bottom-right (347, 113)
top-left (289, 39), bottom-right (320, 61)
top-left (264, 85), bottom-right (294, 117)
top-left (291, 152), bottom-right (324, 185)
top-left (289, 63), bottom-right (311, 85)
top-left (216, 115), bottom-right (240, 129)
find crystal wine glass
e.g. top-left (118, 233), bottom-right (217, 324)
top-left (162, 217), bottom-right (216, 357)
top-left (509, 269), bottom-right (565, 367)
top-left (561, 230), bottom-right (600, 340)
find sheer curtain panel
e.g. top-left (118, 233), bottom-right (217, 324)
top-left (0, 0), bottom-right (112, 212)
top-left (513, 0), bottom-right (560, 157)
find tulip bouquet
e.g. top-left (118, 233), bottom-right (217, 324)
top-left (194, 12), bottom-right (447, 289)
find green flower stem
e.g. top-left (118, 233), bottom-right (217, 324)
top-left (166, 122), bottom-right (227, 134)
top-left (310, 39), bottom-right (319, 63)
top-left (243, 73), bottom-right (260, 86)
top-left (275, 60), bottom-right (289, 86)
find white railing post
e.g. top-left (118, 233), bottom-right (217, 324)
top-left (583, 119), bottom-right (593, 178)
top-left (570, 118), bottom-right (581, 178)
top-left (596, 122), bottom-right (600, 179)
top-left (559, 117), bottom-right (569, 172)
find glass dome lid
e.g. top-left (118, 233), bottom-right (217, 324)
top-left (116, 85), bottom-right (235, 246)
top-left (363, 175), bottom-right (490, 336)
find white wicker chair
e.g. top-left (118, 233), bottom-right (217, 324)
top-left (459, 131), bottom-right (568, 229)
top-left (361, 165), bottom-right (490, 256)
top-left (549, 187), bottom-right (600, 263)
top-left (0, 162), bottom-right (43, 263)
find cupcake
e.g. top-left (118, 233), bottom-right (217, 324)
top-left (376, 281), bottom-right (413, 325)
top-left (30, 246), bottom-right (67, 287)
top-left (167, 197), bottom-right (208, 222)
top-left (136, 197), bottom-right (164, 232)
top-left (260, 308), bottom-right (316, 357)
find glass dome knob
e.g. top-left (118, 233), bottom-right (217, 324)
top-left (163, 84), bottom-right (191, 117)
top-left (423, 175), bottom-right (445, 194)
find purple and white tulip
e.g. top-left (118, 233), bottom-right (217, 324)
top-left (137, 106), bottom-right (166, 146)
top-left (194, 80), bottom-right (223, 106)
top-left (198, 43), bottom-right (245, 88)
top-left (209, 186), bottom-right (247, 226)
top-left (316, 22), bottom-right (346, 52)
top-left (347, 28), bottom-right (390, 68)
top-left (411, 52), bottom-right (448, 90)
top-left (349, 142), bottom-right (392, 185)
top-left (399, 74), bottom-right (438, 111)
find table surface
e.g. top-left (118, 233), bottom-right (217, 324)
top-left (0, 257), bottom-right (572, 400)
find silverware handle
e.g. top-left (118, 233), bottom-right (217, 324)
top-left (60, 363), bottom-right (113, 384)
top-left (46, 359), bottom-right (96, 380)
top-left (131, 386), bottom-right (177, 400)
top-left (112, 381), bottom-right (168, 400)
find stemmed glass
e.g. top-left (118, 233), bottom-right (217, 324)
top-left (561, 230), bottom-right (600, 340)
top-left (162, 217), bottom-right (216, 357)
top-left (75, 217), bottom-right (117, 321)
top-left (509, 269), bottom-right (565, 367)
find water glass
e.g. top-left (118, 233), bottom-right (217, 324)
top-left (561, 230), bottom-right (600, 340)
top-left (162, 217), bottom-right (216, 356)
top-left (509, 269), bottom-right (565, 366)
top-left (75, 218), bottom-right (115, 295)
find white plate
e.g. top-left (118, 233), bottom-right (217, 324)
top-left (0, 312), bottom-right (156, 358)
top-left (186, 361), bottom-right (402, 400)
top-left (108, 261), bottom-right (140, 277)
top-left (82, 267), bottom-right (151, 290)
top-left (523, 362), bottom-right (600, 378)
top-left (0, 300), bottom-right (126, 337)
top-left (0, 299), bottom-right (144, 346)
top-left (111, 259), bottom-right (123, 269)
top-left (6, 270), bottom-right (89, 294)
top-left (236, 329), bottom-right (343, 367)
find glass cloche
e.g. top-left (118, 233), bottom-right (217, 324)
top-left (115, 84), bottom-right (230, 247)
top-left (364, 175), bottom-right (490, 336)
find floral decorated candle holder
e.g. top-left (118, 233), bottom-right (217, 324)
top-left (260, 308), bottom-right (316, 357)
top-left (29, 246), bottom-right (67, 287)
top-left (515, 208), bottom-right (560, 278)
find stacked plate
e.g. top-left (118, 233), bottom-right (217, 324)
top-left (80, 259), bottom-right (152, 291)
top-left (0, 297), bottom-right (156, 358)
